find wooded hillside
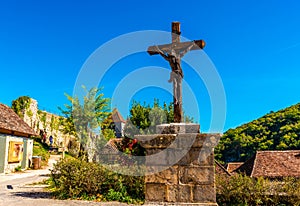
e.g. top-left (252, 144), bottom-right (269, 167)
top-left (215, 103), bottom-right (300, 163)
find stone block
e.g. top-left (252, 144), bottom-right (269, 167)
top-left (177, 133), bottom-right (201, 149)
top-left (167, 148), bottom-right (190, 166)
top-left (177, 148), bottom-right (214, 166)
top-left (179, 166), bottom-right (214, 185)
top-left (193, 185), bottom-right (216, 203)
top-left (176, 133), bottom-right (221, 149)
top-left (145, 166), bottom-right (178, 184)
top-left (197, 134), bottom-right (221, 148)
top-left (139, 134), bottom-right (177, 149)
top-left (156, 123), bottom-right (200, 134)
top-left (142, 130), bottom-right (220, 205)
top-left (177, 185), bottom-right (192, 202)
top-left (197, 150), bottom-right (214, 166)
top-left (145, 183), bottom-right (166, 202)
top-left (166, 185), bottom-right (178, 202)
top-left (145, 148), bottom-right (167, 165)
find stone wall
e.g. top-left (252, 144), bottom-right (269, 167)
top-left (138, 123), bottom-right (221, 206)
top-left (21, 98), bottom-right (73, 149)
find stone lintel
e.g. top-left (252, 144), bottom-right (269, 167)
top-left (156, 123), bottom-right (200, 134)
top-left (138, 133), bottom-right (221, 149)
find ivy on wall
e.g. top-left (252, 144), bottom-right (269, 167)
top-left (37, 110), bottom-right (47, 130)
top-left (50, 115), bottom-right (60, 132)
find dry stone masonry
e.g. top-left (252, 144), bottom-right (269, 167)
top-left (21, 98), bottom-right (73, 149)
top-left (139, 123), bottom-right (221, 206)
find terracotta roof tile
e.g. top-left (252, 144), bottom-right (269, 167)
top-left (0, 103), bottom-right (37, 137)
top-left (215, 160), bottom-right (231, 177)
top-left (226, 162), bottom-right (244, 173)
top-left (235, 150), bottom-right (300, 178)
top-left (112, 108), bottom-right (126, 123)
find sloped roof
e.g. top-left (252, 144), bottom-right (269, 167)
top-left (226, 162), bottom-right (244, 173)
top-left (101, 138), bottom-right (121, 154)
top-left (215, 160), bottom-right (231, 177)
top-left (235, 150), bottom-right (300, 178)
top-left (112, 108), bottom-right (126, 123)
top-left (0, 103), bottom-right (37, 137)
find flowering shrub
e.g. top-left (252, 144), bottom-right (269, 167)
top-left (50, 158), bottom-right (144, 204)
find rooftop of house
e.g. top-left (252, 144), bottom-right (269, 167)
top-left (0, 103), bottom-right (37, 137)
top-left (215, 160), bottom-right (231, 177)
top-left (234, 150), bottom-right (300, 178)
top-left (112, 108), bottom-right (126, 123)
top-left (226, 162), bottom-right (244, 173)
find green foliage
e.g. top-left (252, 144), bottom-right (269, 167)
top-left (124, 99), bottom-right (192, 136)
top-left (66, 139), bottom-right (80, 158)
top-left (117, 137), bottom-right (145, 159)
top-left (50, 158), bottom-right (144, 204)
top-left (11, 96), bottom-right (31, 118)
top-left (38, 110), bottom-right (48, 129)
top-left (216, 174), bottom-right (300, 205)
top-left (32, 137), bottom-right (50, 165)
top-left (49, 115), bottom-right (60, 132)
top-left (101, 111), bottom-right (116, 140)
top-left (14, 165), bottom-right (22, 172)
top-left (216, 103), bottom-right (300, 163)
top-left (59, 86), bottom-right (111, 159)
top-left (102, 128), bottom-right (116, 140)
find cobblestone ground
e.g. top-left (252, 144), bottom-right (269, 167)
top-left (0, 155), bottom-right (137, 206)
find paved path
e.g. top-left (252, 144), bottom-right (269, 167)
top-left (0, 155), bottom-right (137, 206)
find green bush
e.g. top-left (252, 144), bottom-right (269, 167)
top-left (50, 158), bottom-right (144, 204)
top-left (15, 165), bottom-right (22, 172)
top-left (216, 174), bottom-right (300, 205)
top-left (32, 137), bottom-right (50, 166)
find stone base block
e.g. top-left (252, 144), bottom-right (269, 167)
top-left (156, 123), bottom-right (200, 134)
top-left (140, 130), bottom-right (221, 206)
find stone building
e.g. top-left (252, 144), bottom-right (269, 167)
top-left (0, 103), bottom-right (37, 173)
top-left (16, 97), bottom-right (73, 150)
top-left (111, 108), bottom-right (126, 138)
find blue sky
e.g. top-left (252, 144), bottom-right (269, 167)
top-left (1, 0), bottom-right (300, 132)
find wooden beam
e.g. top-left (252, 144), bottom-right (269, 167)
top-left (147, 40), bottom-right (205, 55)
top-left (172, 22), bottom-right (181, 43)
top-left (0, 128), bottom-right (31, 138)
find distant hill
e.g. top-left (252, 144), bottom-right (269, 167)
top-left (215, 103), bottom-right (300, 163)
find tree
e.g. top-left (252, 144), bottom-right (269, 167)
top-left (101, 111), bottom-right (117, 140)
top-left (59, 86), bottom-right (110, 161)
top-left (124, 99), bottom-right (193, 137)
top-left (11, 96), bottom-right (31, 119)
top-left (215, 102), bottom-right (300, 163)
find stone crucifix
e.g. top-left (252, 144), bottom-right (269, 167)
top-left (148, 22), bottom-right (205, 122)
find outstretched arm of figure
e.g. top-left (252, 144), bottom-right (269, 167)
top-left (155, 46), bottom-right (169, 60)
top-left (179, 43), bottom-right (194, 58)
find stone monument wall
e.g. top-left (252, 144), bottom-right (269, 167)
top-left (138, 123), bottom-right (220, 205)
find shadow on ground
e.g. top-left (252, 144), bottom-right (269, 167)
top-left (12, 191), bottom-right (52, 199)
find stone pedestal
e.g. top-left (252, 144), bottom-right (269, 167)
top-left (138, 123), bottom-right (221, 206)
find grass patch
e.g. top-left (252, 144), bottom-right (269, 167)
top-left (32, 137), bottom-right (50, 166)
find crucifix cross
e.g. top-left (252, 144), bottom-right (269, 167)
top-left (147, 22), bottom-right (205, 123)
